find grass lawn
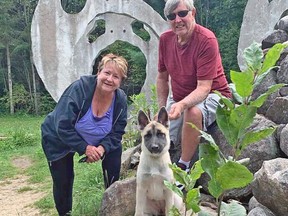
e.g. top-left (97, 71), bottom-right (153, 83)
top-left (0, 115), bottom-right (104, 216)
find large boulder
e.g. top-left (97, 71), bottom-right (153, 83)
top-left (251, 158), bottom-right (288, 216)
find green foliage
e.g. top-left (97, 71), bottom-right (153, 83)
top-left (215, 42), bottom-right (286, 159)
top-left (73, 160), bottom-right (104, 216)
top-left (201, 42), bottom-right (286, 213)
top-left (39, 92), bottom-right (57, 115)
top-left (0, 83), bottom-right (45, 114)
top-left (61, 0), bottom-right (87, 14)
top-left (122, 85), bottom-right (158, 150)
top-left (88, 19), bottom-right (105, 43)
top-left (144, 0), bottom-right (166, 18)
top-left (220, 200), bottom-right (247, 216)
top-left (217, 161), bottom-right (253, 190)
top-left (195, 0), bottom-right (248, 76)
top-left (165, 161), bottom-right (204, 215)
top-left (217, 24), bottom-right (241, 80)
top-left (129, 85), bottom-right (158, 118)
top-left (132, 21), bottom-right (151, 41)
top-left (168, 42), bottom-right (287, 216)
top-left (0, 128), bottom-right (38, 151)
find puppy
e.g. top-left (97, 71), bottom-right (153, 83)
top-left (135, 107), bottom-right (184, 216)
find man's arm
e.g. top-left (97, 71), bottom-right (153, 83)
top-left (156, 71), bottom-right (170, 108)
top-left (180, 79), bottom-right (212, 109)
top-left (169, 80), bottom-right (212, 119)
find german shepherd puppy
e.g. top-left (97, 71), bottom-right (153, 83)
top-left (135, 107), bottom-right (184, 216)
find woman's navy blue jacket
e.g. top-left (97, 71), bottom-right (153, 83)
top-left (41, 75), bottom-right (128, 162)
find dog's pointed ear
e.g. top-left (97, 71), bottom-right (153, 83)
top-left (157, 106), bottom-right (169, 128)
top-left (138, 110), bottom-right (150, 130)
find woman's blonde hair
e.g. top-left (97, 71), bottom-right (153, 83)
top-left (98, 53), bottom-right (128, 79)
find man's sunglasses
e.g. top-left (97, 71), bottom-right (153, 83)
top-left (166, 10), bottom-right (190, 21)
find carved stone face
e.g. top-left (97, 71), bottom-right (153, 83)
top-left (31, 0), bottom-right (169, 102)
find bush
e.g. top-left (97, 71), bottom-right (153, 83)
top-left (0, 129), bottom-right (38, 151)
top-left (39, 92), bottom-right (56, 115)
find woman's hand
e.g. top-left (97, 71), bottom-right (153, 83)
top-left (85, 145), bottom-right (105, 163)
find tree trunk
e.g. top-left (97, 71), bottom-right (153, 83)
top-left (6, 44), bottom-right (14, 114)
top-left (24, 59), bottom-right (33, 101)
top-left (30, 50), bottom-right (39, 115)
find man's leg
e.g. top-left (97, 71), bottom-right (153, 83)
top-left (179, 93), bottom-right (221, 168)
top-left (180, 106), bottom-right (203, 164)
top-left (48, 152), bottom-right (75, 216)
top-left (166, 95), bottom-right (183, 146)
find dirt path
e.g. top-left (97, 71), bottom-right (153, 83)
top-left (0, 157), bottom-right (47, 216)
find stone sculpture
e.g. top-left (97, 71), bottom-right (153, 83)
top-left (31, 0), bottom-right (169, 101)
top-left (238, 0), bottom-right (288, 70)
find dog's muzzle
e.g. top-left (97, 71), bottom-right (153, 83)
top-left (147, 143), bottom-right (164, 154)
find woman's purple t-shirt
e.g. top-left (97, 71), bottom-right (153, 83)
top-left (75, 96), bottom-right (115, 146)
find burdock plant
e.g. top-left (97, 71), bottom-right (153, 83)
top-left (165, 42), bottom-right (288, 216)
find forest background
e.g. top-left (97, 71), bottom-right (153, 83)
top-left (0, 0), bottom-right (248, 115)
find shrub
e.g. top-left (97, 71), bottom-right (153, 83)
top-left (0, 129), bottom-right (38, 151)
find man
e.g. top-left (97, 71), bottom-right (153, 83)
top-left (157, 0), bottom-right (232, 174)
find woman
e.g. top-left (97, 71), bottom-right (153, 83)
top-left (41, 53), bottom-right (128, 216)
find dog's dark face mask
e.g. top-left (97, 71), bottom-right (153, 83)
top-left (138, 107), bottom-right (170, 156)
top-left (143, 124), bottom-right (167, 154)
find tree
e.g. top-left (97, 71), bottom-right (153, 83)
top-left (13, 0), bottom-right (39, 114)
top-left (1, 0), bottom-right (40, 114)
top-left (0, 1), bottom-right (20, 114)
top-left (195, 0), bottom-right (248, 79)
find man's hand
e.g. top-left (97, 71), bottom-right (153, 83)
top-left (168, 102), bottom-right (185, 120)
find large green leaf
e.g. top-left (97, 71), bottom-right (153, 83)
top-left (186, 188), bottom-right (202, 213)
top-left (243, 41), bottom-right (263, 71)
top-left (217, 161), bottom-right (253, 190)
top-left (250, 83), bottom-right (285, 107)
top-left (216, 107), bottom-right (238, 146)
top-left (220, 200), bottom-right (247, 216)
top-left (216, 105), bottom-right (257, 147)
top-left (199, 144), bottom-right (225, 199)
top-left (199, 144), bottom-right (224, 179)
top-left (228, 83), bottom-right (243, 104)
top-left (253, 66), bottom-right (277, 89)
top-left (169, 163), bottom-right (189, 187)
top-left (240, 127), bottom-right (276, 150)
top-left (187, 160), bottom-right (204, 191)
top-left (230, 69), bottom-right (254, 98)
top-left (230, 105), bottom-right (257, 138)
top-left (207, 178), bottom-right (223, 199)
top-left (261, 43), bottom-right (288, 74)
top-left (164, 180), bottom-right (183, 199)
